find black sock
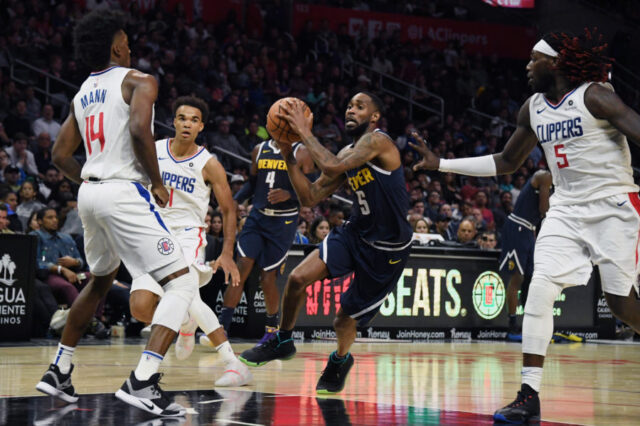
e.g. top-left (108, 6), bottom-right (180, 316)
top-left (265, 312), bottom-right (279, 328)
top-left (219, 307), bottom-right (234, 332)
top-left (508, 314), bottom-right (517, 328)
top-left (278, 329), bottom-right (293, 340)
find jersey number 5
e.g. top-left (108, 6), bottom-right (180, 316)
top-left (85, 112), bottom-right (105, 155)
top-left (356, 190), bottom-right (370, 215)
top-left (554, 144), bottom-right (569, 169)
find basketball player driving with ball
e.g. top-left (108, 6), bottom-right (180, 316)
top-left (411, 29), bottom-right (640, 423)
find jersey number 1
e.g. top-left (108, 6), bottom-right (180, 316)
top-left (85, 112), bottom-right (105, 155)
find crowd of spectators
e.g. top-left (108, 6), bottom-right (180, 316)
top-left (1, 1), bottom-right (637, 336)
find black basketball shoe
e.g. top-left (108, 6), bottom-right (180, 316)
top-left (115, 371), bottom-right (186, 416)
top-left (493, 384), bottom-right (541, 423)
top-left (239, 333), bottom-right (296, 367)
top-left (36, 363), bottom-right (79, 403)
top-left (316, 352), bottom-right (354, 394)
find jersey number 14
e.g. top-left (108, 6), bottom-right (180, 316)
top-left (85, 112), bottom-right (105, 155)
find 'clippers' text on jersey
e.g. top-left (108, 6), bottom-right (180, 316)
top-left (161, 172), bottom-right (195, 193)
top-left (535, 117), bottom-right (583, 143)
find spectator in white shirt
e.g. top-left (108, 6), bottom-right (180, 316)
top-left (6, 133), bottom-right (39, 176)
top-left (32, 104), bottom-right (61, 142)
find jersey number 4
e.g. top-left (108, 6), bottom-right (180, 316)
top-left (85, 112), bottom-right (105, 155)
top-left (554, 144), bottom-right (569, 169)
top-left (265, 171), bottom-right (276, 188)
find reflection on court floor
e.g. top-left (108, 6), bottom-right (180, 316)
top-left (0, 339), bottom-right (638, 425)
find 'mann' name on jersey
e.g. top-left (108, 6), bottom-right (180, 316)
top-left (156, 139), bottom-right (213, 229)
top-left (253, 140), bottom-right (301, 212)
top-left (529, 82), bottom-right (638, 206)
top-left (73, 66), bottom-right (152, 183)
top-left (344, 130), bottom-right (412, 248)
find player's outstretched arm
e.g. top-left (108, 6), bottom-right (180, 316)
top-left (276, 141), bottom-right (345, 207)
top-left (126, 72), bottom-right (168, 206)
top-left (204, 157), bottom-right (240, 286)
top-left (584, 83), bottom-right (640, 146)
top-left (52, 103), bottom-right (83, 184)
top-left (411, 99), bottom-right (538, 176)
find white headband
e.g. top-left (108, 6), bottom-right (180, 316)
top-left (532, 39), bottom-right (558, 57)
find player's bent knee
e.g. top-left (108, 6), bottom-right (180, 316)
top-left (129, 290), bottom-right (158, 323)
top-left (151, 267), bottom-right (199, 332)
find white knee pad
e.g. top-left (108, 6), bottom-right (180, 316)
top-left (189, 292), bottom-right (222, 335)
top-left (151, 267), bottom-right (198, 332)
top-left (522, 277), bottom-right (563, 356)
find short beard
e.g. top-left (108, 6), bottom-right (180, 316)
top-left (345, 121), bottom-right (369, 140)
top-left (531, 71), bottom-right (554, 93)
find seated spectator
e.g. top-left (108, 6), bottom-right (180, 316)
top-left (209, 211), bottom-right (224, 238)
top-left (456, 219), bottom-right (478, 247)
top-left (6, 133), bottom-right (39, 176)
top-left (47, 178), bottom-right (73, 207)
top-left (430, 214), bottom-right (452, 239)
top-left (478, 230), bottom-right (498, 250)
top-left (31, 208), bottom-right (90, 308)
top-left (33, 132), bottom-right (54, 177)
top-left (208, 119), bottom-right (249, 170)
top-left (16, 180), bottom-right (46, 229)
top-left (229, 174), bottom-right (245, 196)
top-left (3, 100), bottom-right (33, 138)
top-left (414, 218), bottom-right (430, 234)
top-left (204, 212), bottom-right (223, 264)
top-left (3, 166), bottom-right (22, 193)
top-left (0, 190), bottom-right (22, 232)
top-left (25, 210), bottom-right (40, 233)
top-left (309, 217), bottom-right (330, 244)
top-left (59, 194), bottom-right (82, 236)
top-left (0, 204), bottom-right (13, 234)
top-left (32, 104), bottom-right (61, 142)
top-left (241, 121), bottom-right (264, 152)
top-left (294, 218), bottom-right (309, 244)
top-left (0, 149), bottom-right (10, 182)
top-left (314, 112), bottom-right (343, 147)
top-left (425, 190), bottom-right (442, 222)
top-left (39, 166), bottom-right (60, 200)
top-left (299, 206), bottom-right (315, 225)
top-left (473, 190), bottom-right (495, 230)
top-left (328, 206), bottom-right (344, 229)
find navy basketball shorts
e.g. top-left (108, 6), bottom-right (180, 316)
top-left (318, 225), bottom-right (411, 326)
top-left (236, 209), bottom-right (298, 271)
top-left (498, 218), bottom-right (535, 281)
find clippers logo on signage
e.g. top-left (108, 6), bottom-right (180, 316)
top-left (472, 271), bottom-right (505, 320)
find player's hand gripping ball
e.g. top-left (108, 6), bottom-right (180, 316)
top-left (266, 97), bottom-right (312, 145)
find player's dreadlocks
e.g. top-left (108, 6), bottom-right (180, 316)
top-left (74, 10), bottom-right (127, 70)
top-left (544, 28), bottom-right (613, 86)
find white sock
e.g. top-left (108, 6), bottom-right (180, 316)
top-left (53, 343), bottom-right (75, 374)
top-left (521, 366), bottom-right (543, 392)
top-left (134, 350), bottom-right (163, 381)
top-left (215, 341), bottom-right (237, 365)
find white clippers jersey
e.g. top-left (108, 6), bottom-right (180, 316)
top-left (74, 66), bottom-right (150, 183)
top-left (156, 139), bottom-right (213, 229)
top-left (529, 82), bottom-right (638, 206)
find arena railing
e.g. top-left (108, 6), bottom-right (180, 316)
top-left (342, 60), bottom-right (445, 126)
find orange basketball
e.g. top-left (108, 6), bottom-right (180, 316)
top-left (266, 97), bottom-right (312, 145)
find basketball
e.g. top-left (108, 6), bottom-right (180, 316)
top-left (266, 97), bottom-right (312, 145)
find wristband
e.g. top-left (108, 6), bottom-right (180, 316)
top-left (57, 265), bottom-right (62, 274)
top-left (438, 155), bottom-right (497, 177)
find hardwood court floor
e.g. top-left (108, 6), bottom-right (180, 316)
top-left (1, 339), bottom-right (639, 425)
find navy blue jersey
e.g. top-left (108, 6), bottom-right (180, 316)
top-left (252, 140), bottom-right (300, 211)
top-left (512, 178), bottom-right (541, 226)
top-left (344, 132), bottom-right (412, 246)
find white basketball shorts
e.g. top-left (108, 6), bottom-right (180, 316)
top-left (78, 181), bottom-right (186, 278)
top-left (131, 226), bottom-right (213, 296)
top-left (533, 192), bottom-right (640, 296)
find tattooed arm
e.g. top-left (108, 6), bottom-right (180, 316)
top-left (276, 142), bottom-right (346, 207)
top-left (298, 130), bottom-right (383, 178)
